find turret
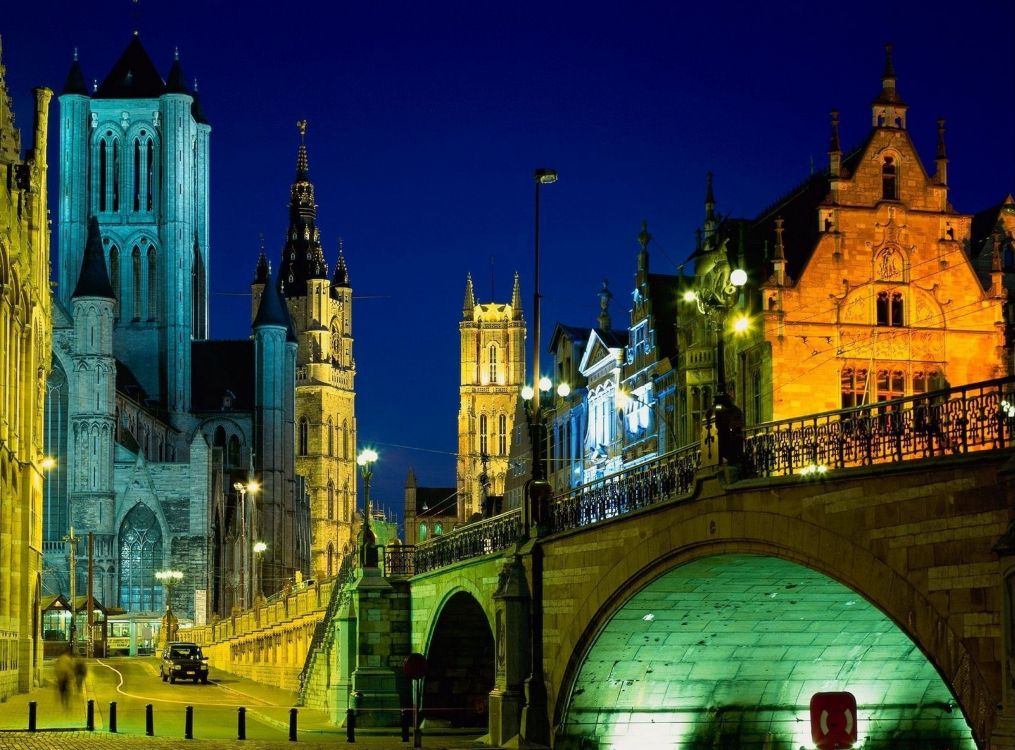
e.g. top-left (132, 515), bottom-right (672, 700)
top-left (57, 48), bottom-right (92, 306)
top-left (510, 271), bottom-right (522, 320)
top-left (251, 241), bottom-right (270, 323)
top-left (871, 43), bottom-right (907, 129)
top-left (463, 273), bottom-right (476, 319)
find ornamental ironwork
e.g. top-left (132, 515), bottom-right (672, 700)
top-left (384, 545), bottom-right (416, 577)
top-left (412, 510), bottom-right (523, 575)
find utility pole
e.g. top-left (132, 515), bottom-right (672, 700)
top-left (87, 532), bottom-right (94, 658)
top-left (63, 528), bottom-right (78, 651)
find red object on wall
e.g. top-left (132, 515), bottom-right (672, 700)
top-left (810, 691), bottom-right (858, 749)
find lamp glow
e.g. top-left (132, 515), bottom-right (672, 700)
top-left (538, 376), bottom-right (552, 392)
top-left (247, 480), bottom-right (260, 494)
top-left (556, 382), bottom-right (571, 398)
top-left (733, 314), bottom-right (750, 333)
top-left (40, 456), bottom-right (56, 470)
top-left (357, 448), bottom-right (379, 467)
top-left (730, 268), bottom-right (748, 287)
top-left (253, 541), bottom-right (267, 554)
top-left (521, 385), bottom-right (534, 400)
top-left (682, 290), bottom-right (697, 302)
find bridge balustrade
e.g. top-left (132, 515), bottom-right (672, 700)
top-left (400, 376), bottom-right (1015, 576)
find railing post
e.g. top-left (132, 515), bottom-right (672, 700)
top-left (289, 707), bottom-right (298, 741)
top-left (28, 701), bottom-right (36, 732)
top-left (238, 706), bottom-right (246, 740)
top-left (109, 701), bottom-right (117, 733)
top-left (146, 703), bottom-right (154, 736)
top-left (86, 699), bottom-right (95, 731)
top-left (185, 705), bottom-right (194, 740)
top-left (346, 707), bottom-right (355, 742)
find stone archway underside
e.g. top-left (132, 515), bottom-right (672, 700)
top-left (558, 554), bottom-right (974, 750)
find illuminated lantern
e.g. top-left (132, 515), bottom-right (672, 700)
top-left (810, 691), bottom-right (857, 749)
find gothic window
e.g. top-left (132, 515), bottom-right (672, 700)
top-left (479, 415), bottom-right (488, 455)
top-left (418, 524), bottom-right (428, 542)
top-left (112, 140), bottom-right (120, 212)
top-left (877, 369), bottom-right (905, 402)
top-left (327, 481), bottom-right (335, 521)
top-left (876, 291), bottom-right (904, 327)
top-left (118, 503), bottom-right (164, 612)
top-left (109, 247), bottom-right (120, 319)
top-left (298, 417), bottom-right (309, 456)
top-left (342, 419), bottom-right (349, 458)
top-left (147, 247), bottom-right (157, 319)
top-left (488, 344), bottom-right (498, 384)
top-left (146, 138), bottom-right (154, 211)
top-left (882, 156), bottom-right (897, 200)
top-left (99, 138), bottom-right (108, 212)
top-left (192, 244), bottom-right (206, 338)
top-left (327, 418), bottom-right (334, 457)
top-left (498, 414), bottom-right (507, 456)
top-left (131, 247), bottom-right (141, 320)
top-left (133, 139), bottom-right (141, 212)
top-left (751, 369), bottom-right (762, 425)
top-left (841, 367), bottom-right (869, 408)
top-left (330, 320), bottom-right (340, 360)
top-left (326, 543), bottom-right (334, 577)
top-left (43, 364), bottom-right (68, 543)
top-left (213, 426), bottom-right (226, 449)
top-left (343, 480), bottom-right (350, 521)
top-left (434, 522), bottom-right (443, 536)
top-left (228, 435), bottom-right (240, 467)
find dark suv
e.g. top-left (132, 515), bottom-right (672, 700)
top-left (160, 641), bottom-right (209, 684)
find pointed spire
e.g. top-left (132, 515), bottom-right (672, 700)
top-left (191, 77), bottom-right (208, 124)
top-left (73, 217), bottom-right (115, 299)
top-left (828, 109), bottom-right (842, 179)
top-left (253, 235), bottom-right (270, 284)
top-left (279, 120), bottom-right (326, 296)
top-left (61, 47), bottom-right (88, 96)
top-left (253, 266), bottom-right (289, 329)
top-left (934, 117), bottom-right (948, 186)
top-left (95, 34), bottom-right (166, 98)
top-left (872, 42), bottom-right (907, 128)
top-left (637, 219), bottom-right (651, 272)
top-left (597, 279), bottom-right (612, 330)
top-left (510, 271), bottom-right (522, 316)
top-left (165, 47), bottom-right (187, 93)
top-left (463, 273), bottom-right (476, 319)
top-left (296, 120), bottom-right (309, 181)
top-left (774, 217), bottom-right (785, 260)
top-left (332, 240), bottom-right (350, 288)
top-left (704, 172), bottom-right (718, 242)
top-left (882, 42), bottom-right (895, 80)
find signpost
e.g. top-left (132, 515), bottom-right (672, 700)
top-left (810, 691), bottom-right (858, 749)
top-left (403, 653), bottom-right (428, 748)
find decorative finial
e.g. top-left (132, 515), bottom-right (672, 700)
top-left (259, 232), bottom-right (265, 252)
top-left (92, 79), bottom-right (98, 93)
top-left (73, 47), bottom-right (79, 62)
top-left (338, 237), bottom-right (344, 256)
top-left (936, 118), bottom-right (947, 159)
top-left (597, 279), bottom-right (613, 330)
top-left (883, 42), bottom-right (895, 78)
top-left (174, 46), bottom-right (180, 61)
top-left (637, 220), bottom-right (652, 252)
top-left (297, 119), bottom-right (307, 141)
top-left (193, 77), bottom-right (198, 92)
top-left (829, 109), bottom-right (840, 152)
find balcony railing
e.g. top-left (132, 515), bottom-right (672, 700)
top-left (384, 545), bottom-right (416, 577)
top-left (394, 376), bottom-right (1015, 576)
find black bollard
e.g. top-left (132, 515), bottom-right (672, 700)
top-left (28, 701), bottom-right (36, 732)
top-left (237, 706), bottom-right (246, 740)
top-left (289, 707), bottom-right (298, 742)
top-left (185, 705), bottom-right (194, 739)
top-left (109, 701), bottom-right (117, 733)
top-left (145, 703), bottom-right (154, 736)
top-left (86, 699), bottom-right (95, 731)
top-left (401, 708), bottom-right (410, 742)
top-left (346, 708), bottom-right (355, 743)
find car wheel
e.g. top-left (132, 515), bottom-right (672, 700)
top-left (170, 675), bottom-right (176, 684)
top-left (201, 676), bottom-right (208, 684)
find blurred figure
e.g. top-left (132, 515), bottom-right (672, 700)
top-left (54, 648), bottom-right (73, 708)
top-left (73, 654), bottom-right (87, 693)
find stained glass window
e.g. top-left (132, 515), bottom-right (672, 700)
top-left (118, 504), bottom-right (164, 612)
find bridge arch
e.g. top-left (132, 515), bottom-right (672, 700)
top-left (423, 589), bottom-right (494, 727)
top-left (550, 505), bottom-right (994, 748)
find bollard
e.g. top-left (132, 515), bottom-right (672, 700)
top-left (401, 708), bottom-right (410, 742)
top-left (289, 707), bottom-right (298, 742)
top-left (145, 703), bottom-right (154, 736)
top-left (237, 706), bottom-right (246, 740)
top-left (185, 705), bottom-right (194, 740)
top-left (28, 701), bottom-right (37, 732)
top-left (109, 701), bottom-right (117, 733)
top-left (86, 699), bottom-right (95, 731)
top-left (346, 707), bottom-right (355, 743)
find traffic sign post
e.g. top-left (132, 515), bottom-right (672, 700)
top-left (403, 653), bottom-right (428, 748)
top-left (810, 691), bottom-right (858, 749)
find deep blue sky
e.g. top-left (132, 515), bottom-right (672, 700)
top-left (3, 1), bottom-right (1013, 516)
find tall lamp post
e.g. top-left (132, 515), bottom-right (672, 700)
top-left (253, 541), bottom-right (267, 604)
top-left (155, 569), bottom-right (183, 644)
top-left (685, 252), bottom-right (748, 466)
top-left (233, 480), bottom-right (260, 608)
top-left (356, 449), bottom-right (379, 569)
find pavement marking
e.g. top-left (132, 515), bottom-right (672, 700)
top-left (95, 660), bottom-right (272, 707)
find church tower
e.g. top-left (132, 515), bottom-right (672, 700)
top-left (57, 35), bottom-right (210, 427)
top-left (456, 273), bottom-right (526, 522)
top-left (267, 123), bottom-right (357, 580)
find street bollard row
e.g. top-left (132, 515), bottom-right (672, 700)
top-left (24, 699), bottom-right (306, 740)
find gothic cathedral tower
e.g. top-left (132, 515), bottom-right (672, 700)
top-left (256, 123), bottom-right (356, 580)
top-left (58, 35), bottom-right (209, 429)
top-left (457, 273), bottom-right (526, 521)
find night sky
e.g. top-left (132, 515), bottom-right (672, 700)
top-left (3, 1), bottom-right (1013, 520)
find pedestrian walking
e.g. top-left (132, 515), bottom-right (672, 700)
top-left (54, 648), bottom-right (73, 708)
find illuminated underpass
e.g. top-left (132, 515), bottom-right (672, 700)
top-left (558, 554), bottom-right (974, 750)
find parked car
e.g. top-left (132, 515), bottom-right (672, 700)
top-left (160, 641), bottom-right (209, 684)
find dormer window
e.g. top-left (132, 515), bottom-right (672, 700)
top-left (882, 156), bottom-right (898, 200)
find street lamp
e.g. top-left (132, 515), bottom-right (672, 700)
top-left (253, 541), bottom-right (267, 604)
top-left (233, 480), bottom-right (260, 608)
top-left (685, 243), bottom-right (748, 466)
top-left (155, 569), bottom-right (183, 644)
top-left (356, 449), bottom-right (379, 569)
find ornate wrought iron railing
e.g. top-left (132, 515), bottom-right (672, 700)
top-left (412, 510), bottom-right (523, 575)
top-left (548, 441), bottom-right (701, 534)
top-left (741, 376), bottom-right (1015, 478)
top-left (384, 545), bottom-right (417, 577)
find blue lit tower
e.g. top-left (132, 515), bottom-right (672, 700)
top-left (57, 35), bottom-right (210, 426)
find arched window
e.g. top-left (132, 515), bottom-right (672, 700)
top-left (131, 246), bottom-right (141, 320)
top-left (147, 246), bottom-right (157, 319)
top-left (327, 418), bottom-right (334, 457)
top-left (228, 434), bottom-right (241, 467)
top-left (841, 367), bottom-right (869, 408)
top-left (213, 426), bottom-right (226, 449)
top-left (327, 481), bottom-right (335, 521)
top-left (192, 243), bottom-right (206, 338)
top-left (488, 343), bottom-right (498, 384)
top-left (479, 415), bottom-right (488, 455)
top-left (99, 138), bottom-right (108, 212)
top-left (133, 139), bottom-right (141, 211)
top-left (882, 156), bottom-right (898, 200)
top-left (434, 522), bottom-right (443, 536)
top-left (341, 419), bottom-right (348, 458)
top-left (876, 291), bottom-right (904, 327)
top-left (498, 414), bottom-right (507, 456)
top-left (112, 139), bottom-right (120, 212)
top-left (109, 247), bottom-right (120, 319)
top-left (43, 364), bottom-right (69, 542)
top-left (298, 417), bottom-right (309, 456)
top-left (419, 524), bottom-right (428, 542)
top-left (118, 503), bottom-right (163, 612)
top-left (145, 138), bottom-right (155, 211)
top-left (330, 320), bottom-right (341, 359)
top-left (343, 480), bottom-right (350, 521)
top-left (326, 543), bottom-right (334, 577)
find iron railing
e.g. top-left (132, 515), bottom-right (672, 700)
top-left (384, 545), bottom-right (417, 577)
top-left (742, 376), bottom-right (1015, 477)
top-left (393, 376), bottom-right (1015, 576)
top-left (412, 510), bottom-right (523, 575)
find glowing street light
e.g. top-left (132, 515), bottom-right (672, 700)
top-left (253, 541), bottom-right (267, 602)
top-left (155, 569), bottom-right (184, 643)
top-left (233, 480), bottom-right (260, 608)
top-left (357, 449), bottom-right (379, 569)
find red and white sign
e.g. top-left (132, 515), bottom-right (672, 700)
top-left (810, 691), bottom-right (857, 749)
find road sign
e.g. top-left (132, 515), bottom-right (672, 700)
top-left (403, 652), bottom-right (428, 680)
top-left (810, 691), bottom-right (857, 749)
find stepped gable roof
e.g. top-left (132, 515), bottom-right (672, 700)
top-left (414, 487), bottom-right (458, 517)
top-left (94, 34), bottom-right (166, 99)
top-left (191, 340), bottom-right (255, 412)
top-left (72, 217), bottom-right (116, 299)
top-left (62, 49), bottom-right (88, 95)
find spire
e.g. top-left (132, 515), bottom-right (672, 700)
top-left (637, 219), bottom-right (651, 272)
top-left (597, 279), bottom-right (613, 330)
top-left (296, 119), bottom-right (309, 181)
top-left (463, 273), bottom-right (476, 319)
top-left (253, 266), bottom-right (289, 329)
top-left (94, 34), bottom-right (166, 98)
top-left (278, 120), bottom-right (328, 297)
top-left (872, 42), bottom-right (907, 129)
top-left (510, 271), bottom-right (522, 317)
top-left (61, 47), bottom-right (88, 96)
top-left (828, 109), bottom-right (842, 179)
top-left (704, 172), bottom-right (718, 242)
top-left (72, 217), bottom-right (115, 299)
top-left (253, 240), bottom-right (270, 284)
top-left (332, 240), bottom-right (350, 288)
top-left (165, 47), bottom-right (187, 93)
top-left (190, 78), bottom-right (208, 124)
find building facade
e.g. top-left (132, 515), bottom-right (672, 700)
top-left (0, 48), bottom-right (51, 697)
top-left (457, 273), bottom-right (526, 522)
top-left (45, 36), bottom-right (301, 625)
